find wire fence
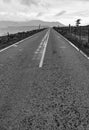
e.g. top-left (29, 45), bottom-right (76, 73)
top-left (55, 26), bottom-right (89, 46)
top-left (54, 26), bottom-right (89, 56)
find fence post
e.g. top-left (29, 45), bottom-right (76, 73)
top-left (79, 26), bottom-right (82, 41)
top-left (75, 27), bottom-right (77, 37)
top-left (88, 29), bottom-right (89, 44)
top-left (69, 24), bottom-right (71, 34)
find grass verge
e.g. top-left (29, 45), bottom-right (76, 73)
top-left (0, 28), bottom-right (46, 50)
top-left (54, 27), bottom-right (89, 57)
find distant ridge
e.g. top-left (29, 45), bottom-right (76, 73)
top-left (0, 20), bottom-right (64, 28)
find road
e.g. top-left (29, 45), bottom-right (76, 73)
top-left (0, 28), bottom-right (89, 130)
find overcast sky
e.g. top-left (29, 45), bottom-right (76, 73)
top-left (0, 0), bottom-right (89, 25)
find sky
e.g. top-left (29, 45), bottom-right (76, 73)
top-left (0, 0), bottom-right (89, 25)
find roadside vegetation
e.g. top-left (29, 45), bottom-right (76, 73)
top-left (53, 22), bottom-right (89, 56)
top-left (0, 28), bottom-right (45, 50)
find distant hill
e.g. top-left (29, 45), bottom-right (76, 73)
top-left (0, 20), bottom-right (64, 36)
top-left (0, 20), bottom-right (64, 28)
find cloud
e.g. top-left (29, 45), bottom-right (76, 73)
top-left (20, 0), bottom-right (40, 6)
top-left (79, 0), bottom-right (89, 1)
top-left (37, 12), bottom-right (44, 17)
top-left (72, 10), bottom-right (89, 17)
top-left (0, 0), bottom-right (89, 25)
top-left (3, 0), bottom-right (11, 3)
top-left (55, 11), bottom-right (66, 16)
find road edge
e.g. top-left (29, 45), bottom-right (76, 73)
top-left (54, 30), bottom-right (89, 60)
top-left (0, 30), bottom-right (46, 53)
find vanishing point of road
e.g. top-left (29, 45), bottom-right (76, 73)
top-left (0, 28), bottom-right (89, 130)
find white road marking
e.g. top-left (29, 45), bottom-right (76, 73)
top-left (0, 32), bottom-right (40, 53)
top-left (58, 33), bottom-right (89, 59)
top-left (33, 30), bottom-right (50, 68)
top-left (13, 44), bottom-right (18, 47)
top-left (80, 50), bottom-right (89, 59)
top-left (39, 31), bottom-right (50, 68)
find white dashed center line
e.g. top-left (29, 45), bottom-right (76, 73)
top-left (33, 30), bottom-right (50, 68)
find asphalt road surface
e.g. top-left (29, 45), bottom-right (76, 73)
top-left (1, 28), bottom-right (89, 130)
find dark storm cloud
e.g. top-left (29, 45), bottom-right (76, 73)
top-left (55, 11), bottom-right (66, 16)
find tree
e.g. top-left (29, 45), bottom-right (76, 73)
top-left (76, 19), bottom-right (82, 45)
top-left (76, 19), bottom-right (81, 27)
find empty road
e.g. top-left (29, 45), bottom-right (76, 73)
top-left (1, 28), bottom-right (89, 130)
